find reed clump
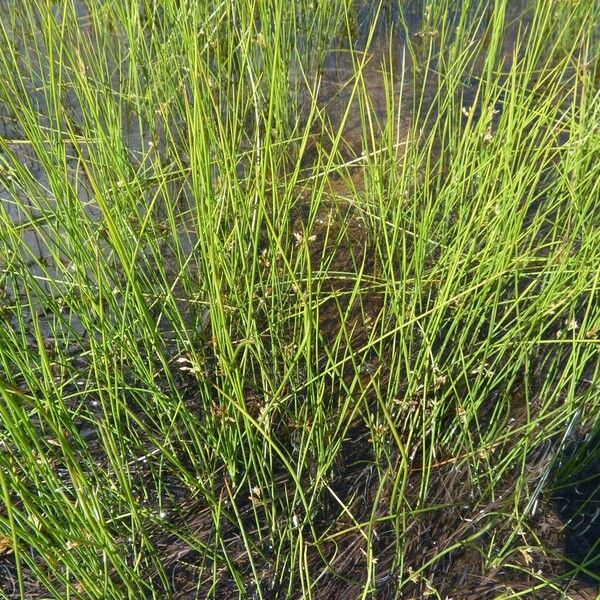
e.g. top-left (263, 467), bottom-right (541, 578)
top-left (0, 1), bottom-right (599, 599)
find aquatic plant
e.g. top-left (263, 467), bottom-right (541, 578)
top-left (0, 0), bottom-right (599, 597)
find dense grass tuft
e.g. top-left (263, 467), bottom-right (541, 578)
top-left (0, 1), bottom-right (599, 598)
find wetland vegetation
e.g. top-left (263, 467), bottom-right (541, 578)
top-left (0, 0), bottom-right (599, 598)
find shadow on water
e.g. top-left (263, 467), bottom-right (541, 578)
top-left (552, 426), bottom-right (600, 582)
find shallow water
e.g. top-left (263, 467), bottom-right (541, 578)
top-left (0, 0), bottom-right (586, 293)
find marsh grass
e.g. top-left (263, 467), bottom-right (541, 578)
top-left (0, 0), bottom-right (599, 598)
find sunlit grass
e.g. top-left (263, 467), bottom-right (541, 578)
top-left (0, 0), bottom-right (599, 598)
